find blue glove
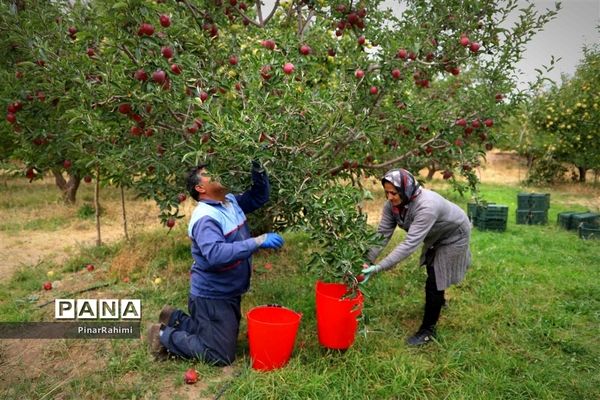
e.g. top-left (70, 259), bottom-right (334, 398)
top-left (256, 233), bottom-right (284, 249)
top-left (360, 264), bottom-right (380, 284)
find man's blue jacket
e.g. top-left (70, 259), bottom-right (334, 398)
top-left (187, 169), bottom-right (269, 299)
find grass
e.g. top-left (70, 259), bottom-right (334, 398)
top-left (0, 179), bottom-right (599, 399)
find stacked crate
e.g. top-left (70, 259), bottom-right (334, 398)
top-left (557, 211), bottom-right (600, 231)
top-left (516, 193), bottom-right (550, 225)
top-left (468, 202), bottom-right (508, 231)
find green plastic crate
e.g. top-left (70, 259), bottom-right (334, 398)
top-left (557, 211), bottom-right (580, 230)
top-left (579, 223), bottom-right (600, 240)
top-left (570, 212), bottom-right (600, 229)
top-left (477, 204), bottom-right (508, 220)
top-left (475, 219), bottom-right (507, 231)
top-left (517, 193), bottom-right (550, 211)
top-left (516, 210), bottom-right (548, 225)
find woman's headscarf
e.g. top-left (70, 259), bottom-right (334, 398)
top-left (381, 168), bottom-right (422, 204)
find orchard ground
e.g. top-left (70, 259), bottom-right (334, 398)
top-left (0, 151), bottom-right (599, 399)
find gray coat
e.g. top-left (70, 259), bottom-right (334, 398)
top-left (367, 188), bottom-right (472, 290)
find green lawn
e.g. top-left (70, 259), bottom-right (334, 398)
top-left (0, 181), bottom-right (598, 399)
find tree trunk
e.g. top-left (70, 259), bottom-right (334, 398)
top-left (52, 169), bottom-right (81, 204)
top-left (426, 163), bottom-right (437, 180)
top-left (94, 167), bottom-right (102, 246)
top-left (578, 166), bottom-right (587, 183)
top-left (120, 186), bottom-right (130, 241)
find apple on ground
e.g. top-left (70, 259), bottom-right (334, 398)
top-left (184, 369), bottom-right (198, 384)
top-left (86, 264), bottom-right (95, 272)
top-left (43, 281), bottom-right (52, 291)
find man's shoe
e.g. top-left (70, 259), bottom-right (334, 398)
top-left (147, 323), bottom-right (168, 359)
top-left (406, 328), bottom-right (435, 346)
top-left (158, 305), bottom-right (176, 326)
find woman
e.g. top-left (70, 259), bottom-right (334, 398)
top-left (361, 168), bottom-right (471, 346)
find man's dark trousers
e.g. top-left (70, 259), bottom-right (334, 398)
top-left (160, 295), bottom-right (241, 366)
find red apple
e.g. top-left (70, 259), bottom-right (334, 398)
top-left (187, 124), bottom-right (198, 134)
top-left (261, 39), bottom-right (275, 50)
top-left (354, 69), bottom-right (365, 79)
top-left (348, 13), bottom-right (359, 25)
top-left (283, 62), bottom-right (295, 75)
top-left (327, 48), bottom-right (336, 57)
top-left (138, 23), bottom-right (155, 36)
top-left (87, 48), bottom-right (95, 57)
top-left (63, 160), bottom-right (72, 169)
top-left (6, 113), bottom-right (16, 124)
top-left (15, 71), bottom-right (23, 79)
top-left (469, 42), bottom-right (480, 53)
top-left (201, 133), bottom-right (210, 144)
top-left (357, 35), bottom-right (366, 45)
top-left (397, 49), bottom-right (408, 59)
top-left (159, 14), bottom-right (171, 28)
top-left (464, 126), bottom-right (474, 136)
top-left (166, 218), bottom-right (176, 228)
top-left (184, 368), bottom-right (198, 384)
top-left (84, 175), bottom-right (92, 183)
top-left (152, 70), bottom-right (166, 84)
top-left (144, 128), bottom-right (153, 137)
top-left (43, 281), bottom-right (52, 291)
top-left (369, 86), bottom-right (378, 95)
top-left (450, 67), bottom-right (460, 75)
top-left (229, 55), bottom-right (238, 65)
top-left (484, 118), bottom-right (494, 127)
top-left (178, 193), bottom-right (187, 203)
top-left (495, 93), bottom-right (504, 102)
top-left (299, 44), bottom-right (311, 55)
top-left (459, 35), bottom-right (469, 47)
top-left (118, 104), bottom-right (132, 114)
top-left (134, 69), bottom-right (148, 81)
top-left (356, 274), bottom-right (366, 283)
top-left (358, 7), bottom-right (367, 18)
top-left (454, 138), bottom-right (464, 147)
top-left (442, 170), bottom-right (453, 180)
top-left (161, 47), bottom-right (173, 59)
top-left (485, 142), bottom-right (494, 151)
top-left (130, 126), bottom-right (142, 136)
top-left (471, 119), bottom-right (481, 128)
top-left (86, 264), bottom-right (95, 272)
top-left (199, 91), bottom-right (209, 102)
top-left (391, 68), bottom-right (401, 80)
top-left (68, 26), bottom-right (77, 37)
top-left (260, 65), bottom-right (272, 80)
top-left (170, 64), bottom-right (182, 75)
top-left (36, 91), bottom-right (46, 102)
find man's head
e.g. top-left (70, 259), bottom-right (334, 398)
top-left (186, 165), bottom-right (227, 202)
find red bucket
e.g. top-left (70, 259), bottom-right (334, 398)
top-left (247, 305), bottom-right (302, 371)
top-left (315, 281), bottom-right (363, 350)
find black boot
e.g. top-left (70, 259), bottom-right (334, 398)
top-left (406, 327), bottom-right (436, 346)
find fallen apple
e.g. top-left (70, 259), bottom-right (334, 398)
top-left (43, 281), bottom-right (52, 291)
top-left (184, 368), bottom-right (198, 384)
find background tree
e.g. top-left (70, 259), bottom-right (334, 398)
top-left (526, 43), bottom-right (600, 183)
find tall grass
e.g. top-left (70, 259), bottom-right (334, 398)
top-left (0, 182), bottom-right (598, 399)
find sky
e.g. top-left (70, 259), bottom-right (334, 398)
top-left (508, 0), bottom-right (599, 87)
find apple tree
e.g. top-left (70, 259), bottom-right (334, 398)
top-left (1, 0), bottom-right (560, 282)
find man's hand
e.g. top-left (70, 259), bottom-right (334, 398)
top-left (255, 233), bottom-right (284, 249)
top-left (251, 160), bottom-right (265, 173)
